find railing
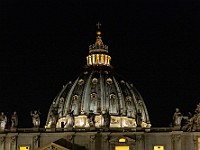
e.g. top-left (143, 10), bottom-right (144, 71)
top-left (0, 127), bottom-right (175, 133)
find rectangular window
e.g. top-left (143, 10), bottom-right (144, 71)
top-left (115, 146), bottom-right (129, 150)
top-left (154, 145), bottom-right (164, 150)
top-left (19, 146), bottom-right (30, 150)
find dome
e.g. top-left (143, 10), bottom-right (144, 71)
top-left (45, 28), bottom-right (151, 131)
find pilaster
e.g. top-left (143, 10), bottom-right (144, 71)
top-left (9, 136), bottom-right (17, 150)
top-left (136, 134), bottom-right (144, 150)
top-left (171, 131), bottom-right (182, 150)
top-left (0, 136), bottom-right (5, 150)
top-left (90, 135), bottom-right (96, 150)
top-left (33, 135), bottom-right (40, 149)
top-left (102, 133), bottom-right (110, 150)
top-left (193, 135), bottom-right (197, 150)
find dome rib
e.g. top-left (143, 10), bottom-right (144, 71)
top-left (82, 71), bottom-right (93, 114)
top-left (63, 78), bottom-right (80, 116)
top-left (99, 71), bottom-right (106, 113)
top-left (112, 76), bottom-right (125, 115)
top-left (125, 83), bottom-right (139, 118)
top-left (128, 84), bottom-right (150, 124)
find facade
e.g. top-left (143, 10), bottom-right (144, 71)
top-left (1, 28), bottom-right (200, 150)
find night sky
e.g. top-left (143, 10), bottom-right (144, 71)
top-left (1, 0), bottom-right (200, 127)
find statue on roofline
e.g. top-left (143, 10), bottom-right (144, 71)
top-left (50, 106), bottom-right (58, 125)
top-left (11, 111), bottom-right (18, 128)
top-left (65, 110), bottom-right (74, 128)
top-left (30, 110), bottom-right (40, 128)
top-left (173, 108), bottom-right (183, 127)
top-left (182, 103), bottom-right (200, 131)
top-left (0, 112), bottom-right (7, 130)
top-left (182, 112), bottom-right (194, 131)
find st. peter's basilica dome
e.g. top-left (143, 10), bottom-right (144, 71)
top-left (45, 28), bottom-right (151, 131)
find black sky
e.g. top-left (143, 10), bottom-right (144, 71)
top-left (1, 0), bottom-right (200, 127)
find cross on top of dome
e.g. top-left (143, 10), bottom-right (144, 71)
top-left (96, 22), bottom-right (102, 36)
top-left (96, 22), bottom-right (101, 29)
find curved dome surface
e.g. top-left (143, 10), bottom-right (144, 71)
top-left (46, 30), bottom-right (151, 130)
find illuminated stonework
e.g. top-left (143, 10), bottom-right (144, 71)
top-left (86, 54), bottom-right (111, 66)
top-left (48, 115), bottom-right (137, 129)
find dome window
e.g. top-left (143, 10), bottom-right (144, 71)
top-left (104, 71), bottom-right (108, 74)
top-left (138, 100), bottom-right (143, 106)
top-left (72, 95), bottom-right (79, 101)
top-left (78, 79), bottom-right (84, 85)
top-left (120, 80), bottom-right (125, 84)
top-left (118, 137), bottom-right (126, 143)
top-left (92, 78), bottom-right (98, 84)
top-left (59, 97), bottom-right (64, 104)
top-left (83, 71), bottom-right (88, 74)
top-left (52, 101), bottom-right (57, 107)
top-left (110, 93), bottom-right (116, 105)
top-left (126, 96), bottom-right (132, 102)
top-left (106, 78), bottom-right (113, 84)
top-left (110, 93), bottom-right (116, 99)
top-left (91, 93), bottom-right (97, 100)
